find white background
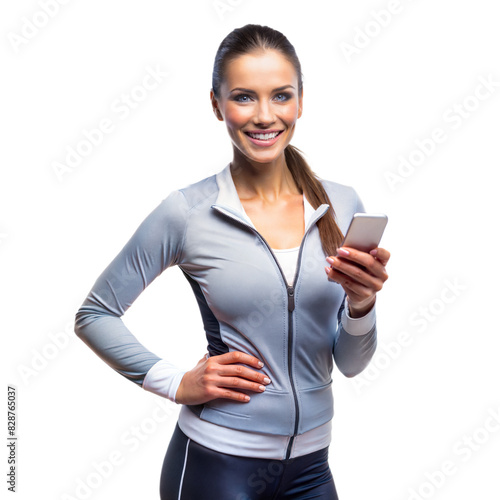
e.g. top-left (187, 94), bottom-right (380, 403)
top-left (1, 1), bottom-right (499, 499)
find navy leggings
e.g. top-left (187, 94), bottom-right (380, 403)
top-left (160, 424), bottom-right (339, 499)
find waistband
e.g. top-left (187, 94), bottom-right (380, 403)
top-left (177, 404), bottom-right (332, 460)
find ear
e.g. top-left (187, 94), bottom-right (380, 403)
top-left (297, 88), bottom-right (304, 119)
top-left (210, 89), bottom-right (223, 121)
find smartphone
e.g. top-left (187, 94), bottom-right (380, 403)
top-left (341, 213), bottom-right (388, 253)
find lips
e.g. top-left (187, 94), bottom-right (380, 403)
top-left (245, 130), bottom-right (284, 141)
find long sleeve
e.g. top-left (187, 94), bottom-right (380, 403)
top-left (331, 187), bottom-right (378, 378)
top-left (332, 295), bottom-right (377, 377)
top-left (74, 189), bottom-right (189, 401)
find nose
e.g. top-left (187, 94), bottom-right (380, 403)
top-left (254, 99), bottom-right (275, 125)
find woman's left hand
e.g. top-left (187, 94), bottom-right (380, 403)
top-left (324, 246), bottom-right (390, 318)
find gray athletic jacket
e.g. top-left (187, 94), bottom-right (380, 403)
top-left (74, 163), bottom-right (377, 458)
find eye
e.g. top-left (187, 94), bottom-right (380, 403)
top-left (233, 94), bottom-right (252, 103)
top-left (275, 92), bottom-right (292, 102)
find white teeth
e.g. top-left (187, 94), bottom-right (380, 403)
top-left (247, 131), bottom-right (280, 140)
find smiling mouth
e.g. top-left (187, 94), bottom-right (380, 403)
top-left (245, 130), bottom-right (284, 141)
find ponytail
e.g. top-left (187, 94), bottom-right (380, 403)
top-left (285, 144), bottom-right (343, 257)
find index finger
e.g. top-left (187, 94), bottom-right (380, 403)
top-left (218, 351), bottom-right (264, 369)
top-left (332, 246), bottom-right (389, 280)
top-left (369, 247), bottom-right (391, 266)
top-left (336, 246), bottom-right (390, 267)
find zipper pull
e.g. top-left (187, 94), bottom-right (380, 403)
top-left (287, 286), bottom-right (295, 312)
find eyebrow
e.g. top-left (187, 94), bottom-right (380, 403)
top-left (229, 84), bottom-right (295, 94)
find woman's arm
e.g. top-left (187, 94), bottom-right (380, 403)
top-left (74, 189), bottom-right (189, 402)
top-left (326, 246), bottom-right (390, 377)
top-left (321, 187), bottom-right (390, 377)
top-left (331, 291), bottom-right (377, 378)
top-left (74, 189), bottom-right (270, 404)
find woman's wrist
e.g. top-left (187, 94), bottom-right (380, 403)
top-left (347, 296), bottom-right (376, 318)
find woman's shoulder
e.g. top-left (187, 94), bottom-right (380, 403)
top-left (318, 177), bottom-right (362, 209)
top-left (319, 177), bottom-right (356, 194)
top-left (156, 171), bottom-right (219, 215)
top-left (167, 172), bottom-right (219, 210)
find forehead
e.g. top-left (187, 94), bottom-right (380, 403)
top-left (222, 49), bottom-right (298, 91)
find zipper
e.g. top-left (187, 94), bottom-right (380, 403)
top-left (284, 284), bottom-right (298, 459)
top-left (212, 203), bottom-right (329, 460)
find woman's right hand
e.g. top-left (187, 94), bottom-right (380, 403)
top-left (174, 351), bottom-right (271, 405)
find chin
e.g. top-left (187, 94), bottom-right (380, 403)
top-left (246, 154), bottom-right (283, 165)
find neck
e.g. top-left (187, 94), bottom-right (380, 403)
top-left (230, 152), bottom-right (300, 202)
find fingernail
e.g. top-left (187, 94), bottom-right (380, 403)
top-left (324, 266), bottom-right (331, 275)
top-left (370, 249), bottom-right (378, 256)
top-left (258, 361), bottom-right (264, 368)
top-left (259, 385), bottom-right (266, 392)
top-left (337, 247), bottom-right (349, 256)
top-left (263, 377), bottom-right (271, 384)
top-left (326, 256), bottom-right (334, 265)
top-left (244, 395), bottom-right (250, 401)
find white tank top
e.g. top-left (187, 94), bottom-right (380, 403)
top-left (271, 245), bottom-right (300, 285)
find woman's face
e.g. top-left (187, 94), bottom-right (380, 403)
top-left (211, 49), bottom-right (303, 166)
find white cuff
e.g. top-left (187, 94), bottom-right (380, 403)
top-left (341, 297), bottom-right (376, 336)
top-left (142, 359), bottom-right (188, 404)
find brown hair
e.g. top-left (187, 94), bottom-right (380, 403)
top-left (211, 24), bottom-right (344, 256)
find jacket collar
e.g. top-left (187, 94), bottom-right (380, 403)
top-left (212, 162), bottom-right (329, 231)
top-left (213, 163), bottom-right (254, 227)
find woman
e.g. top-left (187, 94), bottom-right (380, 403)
top-left (75, 24), bottom-right (390, 499)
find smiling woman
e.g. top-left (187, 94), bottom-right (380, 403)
top-left (213, 50), bottom-right (299, 158)
top-left (74, 23), bottom-right (390, 500)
